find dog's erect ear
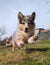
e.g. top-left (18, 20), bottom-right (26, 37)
top-left (31, 12), bottom-right (36, 21)
top-left (18, 12), bottom-right (24, 21)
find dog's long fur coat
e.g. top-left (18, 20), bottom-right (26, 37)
top-left (5, 12), bottom-right (40, 51)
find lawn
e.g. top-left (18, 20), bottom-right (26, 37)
top-left (0, 40), bottom-right (50, 65)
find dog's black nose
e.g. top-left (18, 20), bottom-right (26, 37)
top-left (25, 28), bottom-right (28, 33)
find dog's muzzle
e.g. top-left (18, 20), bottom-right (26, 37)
top-left (25, 28), bottom-right (28, 33)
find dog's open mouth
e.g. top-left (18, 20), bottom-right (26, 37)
top-left (25, 28), bottom-right (28, 33)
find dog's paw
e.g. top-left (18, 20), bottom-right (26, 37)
top-left (17, 40), bottom-right (24, 48)
top-left (28, 36), bottom-right (38, 44)
top-left (28, 37), bottom-right (35, 44)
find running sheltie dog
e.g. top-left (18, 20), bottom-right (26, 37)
top-left (5, 12), bottom-right (40, 51)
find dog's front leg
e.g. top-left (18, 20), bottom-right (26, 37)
top-left (28, 36), bottom-right (38, 44)
top-left (28, 29), bottom-right (40, 44)
top-left (11, 40), bottom-right (15, 51)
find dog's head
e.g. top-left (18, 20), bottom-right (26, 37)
top-left (18, 12), bottom-right (36, 33)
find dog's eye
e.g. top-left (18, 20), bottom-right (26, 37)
top-left (28, 21), bottom-right (33, 25)
top-left (28, 22), bottom-right (31, 24)
top-left (22, 22), bottom-right (25, 24)
top-left (19, 20), bottom-right (25, 24)
top-left (19, 21), bottom-right (25, 24)
top-left (23, 19), bottom-right (25, 21)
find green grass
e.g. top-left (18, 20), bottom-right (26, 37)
top-left (0, 40), bottom-right (50, 65)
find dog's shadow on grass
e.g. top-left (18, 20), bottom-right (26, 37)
top-left (25, 47), bottom-right (50, 54)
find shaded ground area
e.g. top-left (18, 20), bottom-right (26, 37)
top-left (0, 40), bottom-right (50, 65)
